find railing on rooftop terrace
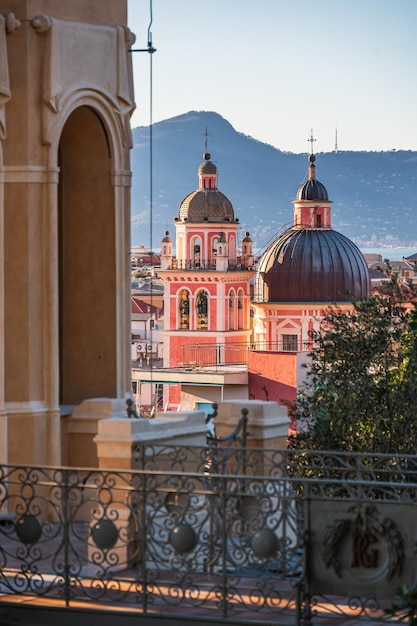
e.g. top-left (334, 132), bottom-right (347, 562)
top-left (163, 260), bottom-right (254, 271)
top-left (0, 444), bottom-right (416, 624)
top-left (183, 341), bottom-right (311, 367)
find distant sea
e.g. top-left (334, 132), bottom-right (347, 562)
top-left (359, 247), bottom-right (417, 260)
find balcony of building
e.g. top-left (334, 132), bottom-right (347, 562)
top-left (0, 442), bottom-right (413, 626)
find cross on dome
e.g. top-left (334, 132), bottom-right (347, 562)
top-left (308, 129), bottom-right (316, 156)
top-left (202, 126), bottom-right (212, 155)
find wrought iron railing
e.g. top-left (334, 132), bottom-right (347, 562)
top-left (0, 447), bottom-right (417, 623)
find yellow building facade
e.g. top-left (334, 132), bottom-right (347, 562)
top-left (0, 0), bottom-right (135, 465)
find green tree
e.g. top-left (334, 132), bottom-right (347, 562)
top-left (288, 279), bottom-right (417, 453)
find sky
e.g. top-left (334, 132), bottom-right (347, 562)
top-left (127, 0), bottom-right (417, 154)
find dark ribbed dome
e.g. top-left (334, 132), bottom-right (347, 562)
top-left (256, 228), bottom-right (370, 303)
top-left (296, 155), bottom-right (329, 201)
top-left (296, 179), bottom-right (329, 201)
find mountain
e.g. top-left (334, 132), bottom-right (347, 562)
top-left (130, 111), bottom-right (417, 252)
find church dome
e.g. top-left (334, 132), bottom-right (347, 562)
top-left (178, 189), bottom-right (235, 223)
top-left (177, 153), bottom-right (235, 223)
top-left (198, 154), bottom-right (217, 175)
top-left (255, 150), bottom-right (370, 303)
top-left (256, 228), bottom-right (370, 302)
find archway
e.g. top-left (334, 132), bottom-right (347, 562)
top-left (58, 106), bottom-right (116, 404)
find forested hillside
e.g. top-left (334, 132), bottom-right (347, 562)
top-left (131, 111), bottom-right (417, 252)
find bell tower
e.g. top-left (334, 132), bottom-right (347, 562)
top-left (0, 0), bottom-right (135, 465)
top-left (158, 153), bottom-right (253, 372)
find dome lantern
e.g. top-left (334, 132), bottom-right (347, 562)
top-left (177, 153), bottom-right (235, 223)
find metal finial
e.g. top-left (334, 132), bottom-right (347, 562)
top-left (126, 398), bottom-right (140, 419)
top-left (308, 129), bottom-right (316, 155)
top-left (202, 126), bottom-right (213, 158)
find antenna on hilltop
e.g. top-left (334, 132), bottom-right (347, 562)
top-left (335, 127), bottom-right (338, 153)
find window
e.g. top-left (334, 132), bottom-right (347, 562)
top-left (282, 334), bottom-right (298, 351)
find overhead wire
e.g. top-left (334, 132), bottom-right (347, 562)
top-left (130, 0), bottom-right (157, 413)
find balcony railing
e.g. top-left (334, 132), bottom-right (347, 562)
top-left (182, 341), bottom-right (311, 367)
top-left (0, 443), bottom-right (415, 623)
top-left (162, 260), bottom-right (253, 271)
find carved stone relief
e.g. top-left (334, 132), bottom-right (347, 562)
top-left (308, 499), bottom-right (415, 598)
top-left (30, 15), bottom-right (135, 146)
top-left (0, 13), bottom-right (21, 139)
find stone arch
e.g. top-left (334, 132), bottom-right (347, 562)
top-left (47, 89), bottom-right (128, 168)
top-left (56, 101), bottom-right (129, 404)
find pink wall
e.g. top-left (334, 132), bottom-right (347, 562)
top-left (248, 351), bottom-right (298, 405)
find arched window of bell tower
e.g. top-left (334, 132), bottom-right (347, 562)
top-left (196, 289), bottom-right (209, 329)
top-left (178, 289), bottom-right (190, 329)
top-left (190, 236), bottom-right (202, 269)
top-left (237, 288), bottom-right (244, 329)
top-left (228, 289), bottom-right (236, 330)
top-left (229, 235), bottom-right (236, 262)
top-left (211, 236), bottom-right (219, 266)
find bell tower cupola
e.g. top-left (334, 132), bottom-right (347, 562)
top-left (198, 153), bottom-right (217, 190)
top-left (293, 153), bottom-right (332, 229)
top-left (160, 231), bottom-right (173, 269)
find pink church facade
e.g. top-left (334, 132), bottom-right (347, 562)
top-left (141, 146), bottom-right (370, 421)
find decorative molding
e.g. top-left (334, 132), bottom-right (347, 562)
top-left (323, 503), bottom-right (405, 581)
top-left (31, 14), bottom-right (52, 33)
top-left (36, 18), bottom-right (134, 147)
top-left (0, 14), bottom-right (11, 139)
top-left (123, 26), bottom-right (136, 48)
top-left (111, 169), bottom-right (132, 187)
top-left (4, 165), bottom-right (60, 184)
top-left (5, 401), bottom-right (58, 417)
top-left (5, 12), bottom-right (21, 34)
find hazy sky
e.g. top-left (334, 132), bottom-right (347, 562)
top-left (127, 0), bottom-right (417, 154)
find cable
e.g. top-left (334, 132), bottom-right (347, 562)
top-left (148, 10), bottom-right (155, 404)
top-left (130, 0), bottom-right (157, 414)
